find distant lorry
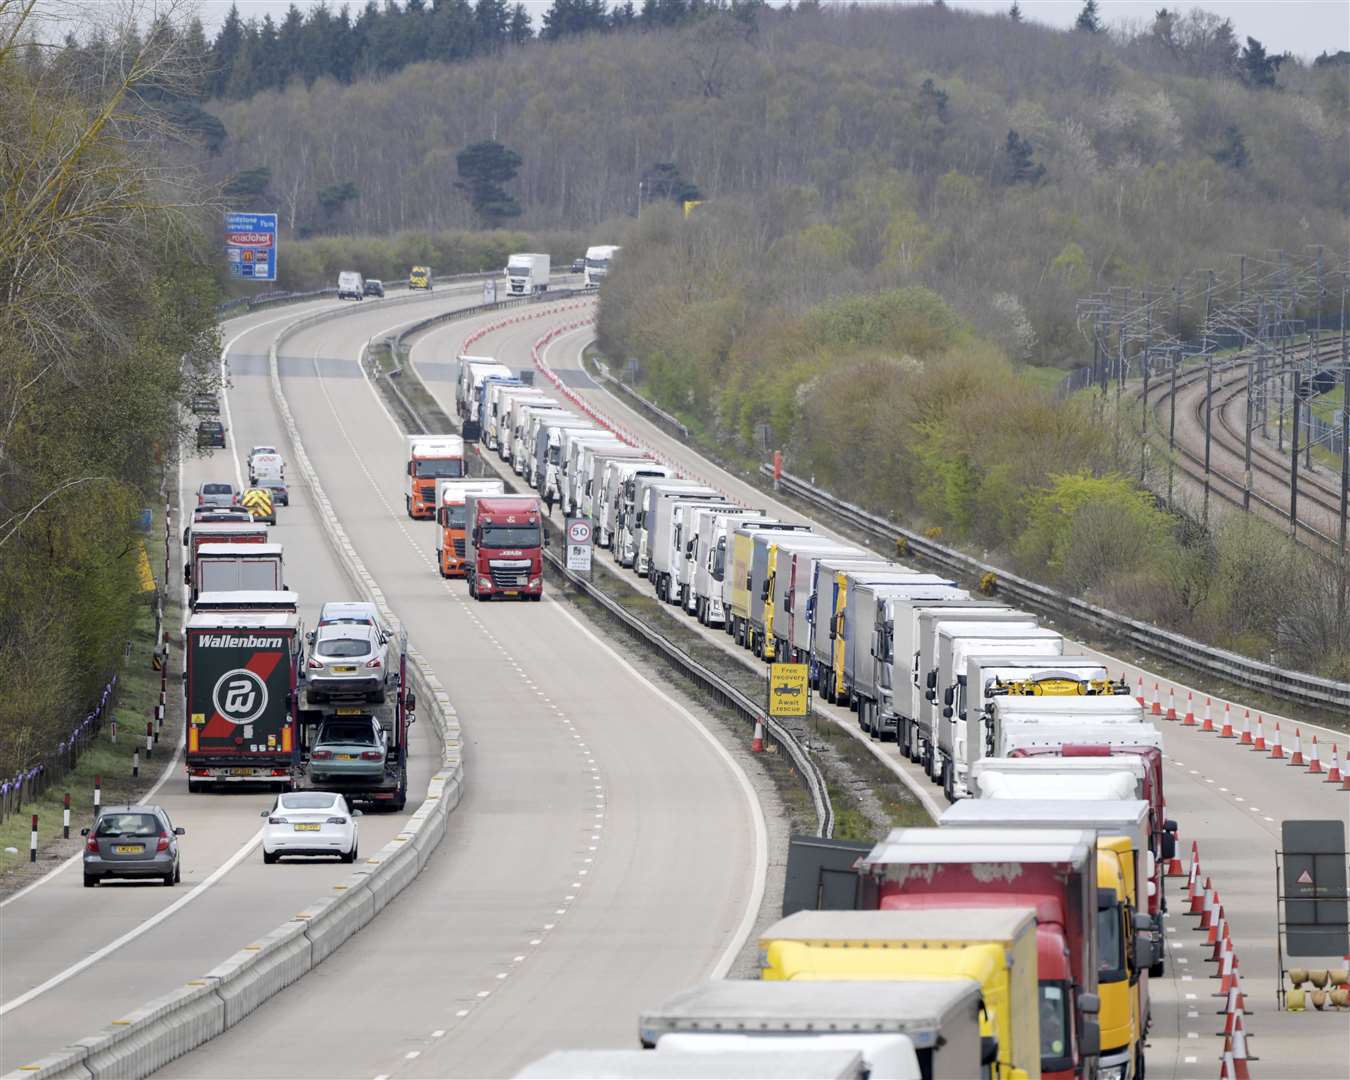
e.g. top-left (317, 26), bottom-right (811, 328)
top-left (649, 495), bottom-right (733, 602)
top-left (192, 590), bottom-right (299, 615)
top-left (408, 265), bottom-right (432, 290)
top-left (183, 521), bottom-right (269, 587)
top-left (607, 463), bottom-right (673, 560)
top-left (478, 377), bottom-right (525, 448)
top-left (686, 508), bottom-right (762, 623)
top-left (763, 538), bottom-right (868, 663)
top-left (758, 908), bottom-right (1042, 1080)
top-left (506, 253), bottom-right (550, 295)
top-left (638, 482), bottom-right (719, 578)
top-left (583, 244), bottom-right (620, 287)
top-left (184, 610), bottom-right (302, 792)
top-left (727, 524), bottom-right (812, 645)
top-left (859, 827), bottom-right (1102, 1080)
top-left (639, 979), bottom-right (992, 1080)
top-left (939, 802), bottom-right (1156, 1080)
top-left (464, 493), bottom-right (545, 601)
top-left (405, 435), bottom-right (465, 519)
top-left (456, 356), bottom-right (513, 440)
top-left (337, 271), bottom-right (364, 300)
top-left (489, 386), bottom-right (547, 455)
top-left (191, 543), bottom-right (285, 607)
top-left (435, 479), bottom-right (505, 577)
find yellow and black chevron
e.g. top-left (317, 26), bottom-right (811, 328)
top-left (241, 488), bottom-right (273, 517)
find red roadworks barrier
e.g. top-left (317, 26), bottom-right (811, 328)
top-left (132, 750), bottom-right (139, 779)
top-left (63, 792), bottom-right (70, 839)
top-left (93, 774), bottom-right (101, 812)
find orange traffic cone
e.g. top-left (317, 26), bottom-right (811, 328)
top-left (751, 717), bottom-right (764, 753)
top-left (1307, 735), bottom-right (1324, 774)
top-left (1152, 682), bottom-right (1163, 716)
top-left (1166, 686), bottom-right (1179, 721)
top-left (1215, 948), bottom-right (1237, 993)
top-left (1196, 695), bottom-right (1211, 730)
top-left (1166, 833), bottom-right (1185, 877)
top-left (1199, 881), bottom-right (1218, 930)
top-left (1136, 674), bottom-right (1145, 705)
top-left (1189, 874), bottom-right (1209, 915)
top-left (1237, 708), bottom-right (1252, 745)
top-left (1327, 744), bottom-right (1343, 784)
top-left (1285, 726), bottom-right (1300, 764)
top-left (1218, 703), bottom-right (1235, 738)
top-left (1205, 904), bottom-right (1225, 947)
top-left (1253, 714), bottom-right (1267, 752)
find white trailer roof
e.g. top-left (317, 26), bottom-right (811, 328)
top-left (516, 1049), bottom-right (865, 1079)
top-left (939, 798), bottom-right (1150, 830)
top-left (992, 697), bottom-right (1145, 720)
top-left (860, 827), bottom-right (1099, 871)
top-left (196, 543), bottom-right (284, 558)
top-left (761, 907), bottom-right (1037, 945)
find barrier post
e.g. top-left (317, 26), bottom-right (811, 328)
top-left (132, 751), bottom-right (140, 779)
top-left (94, 774), bottom-right (101, 813)
top-left (29, 815), bottom-right (38, 862)
top-left (63, 793), bottom-right (71, 839)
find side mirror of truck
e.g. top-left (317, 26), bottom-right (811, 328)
top-left (403, 690), bottom-right (416, 713)
top-left (184, 565), bottom-right (191, 585)
top-left (926, 670), bottom-right (937, 689)
top-left (1080, 1018), bottom-right (1101, 1057)
top-left (1132, 932), bottom-right (1156, 974)
top-left (979, 1035), bottom-right (999, 1067)
top-left (174, 827), bottom-right (186, 836)
top-left (1161, 830), bottom-right (1177, 861)
top-left (942, 706), bottom-right (953, 719)
top-left (1078, 992), bottom-right (1100, 1016)
top-left (943, 686), bottom-right (954, 706)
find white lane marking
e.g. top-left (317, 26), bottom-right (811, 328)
top-left (0, 828), bottom-right (264, 1015)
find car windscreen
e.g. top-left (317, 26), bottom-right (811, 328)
top-left (415, 459), bottom-right (464, 478)
top-left (203, 484), bottom-right (232, 494)
top-left (279, 793), bottom-right (340, 810)
top-left (318, 723), bottom-right (377, 745)
top-left (95, 813), bottom-right (160, 837)
top-left (316, 637), bottom-right (373, 658)
top-left (481, 525), bottom-right (540, 548)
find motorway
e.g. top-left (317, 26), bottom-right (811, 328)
top-left (400, 297), bottom-right (1349, 1079)
top-left (153, 290), bottom-right (764, 1078)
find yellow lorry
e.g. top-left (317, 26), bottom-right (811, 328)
top-left (759, 908), bottom-right (1039, 1080)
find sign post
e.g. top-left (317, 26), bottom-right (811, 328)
top-left (565, 517), bottom-right (593, 576)
top-left (224, 212), bottom-right (278, 282)
top-left (1275, 819), bottom-right (1349, 1010)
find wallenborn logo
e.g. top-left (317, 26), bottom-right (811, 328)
top-left (212, 669), bottom-right (269, 725)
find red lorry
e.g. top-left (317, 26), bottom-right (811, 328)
top-left (859, 827), bottom-right (1102, 1080)
top-left (464, 493), bottom-right (546, 601)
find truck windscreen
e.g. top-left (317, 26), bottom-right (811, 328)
top-left (443, 506), bottom-right (467, 527)
top-left (482, 525), bottom-right (540, 548)
top-left (415, 459), bottom-right (464, 478)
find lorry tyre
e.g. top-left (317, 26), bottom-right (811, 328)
top-left (1150, 957), bottom-right (1165, 979)
top-left (1135, 1047), bottom-right (1145, 1080)
top-left (942, 762), bottom-right (955, 803)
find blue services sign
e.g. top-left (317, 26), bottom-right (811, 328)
top-left (225, 212), bottom-right (277, 281)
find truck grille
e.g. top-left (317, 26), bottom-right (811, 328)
top-left (453, 539), bottom-right (465, 557)
top-left (490, 564), bottom-right (530, 588)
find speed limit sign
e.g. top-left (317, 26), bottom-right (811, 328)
top-left (566, 518), bottom-right (593, 572)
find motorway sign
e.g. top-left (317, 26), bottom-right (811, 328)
top-left (566, 517), bottom-right (592, 573)
top-left (768, 662), bottom-right (809, 718)
top-left (225, 212), bottom-right (278, 282)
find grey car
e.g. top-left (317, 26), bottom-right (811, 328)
top-left (82, 805), bottom-right (184, 887)
top-left (308, 716), bottom-right (388, 783)
top-left (197, 481), bottom-right (237, 508)
top-left (305, 622), bottom-right (390, 703)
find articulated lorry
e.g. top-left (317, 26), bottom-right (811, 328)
top-left (465, 493), bottom-right (546, 601)
top-left (727, 524), bottom-right (813, 648)
top-left (858, 827), bottom-right (1101, 1080)
top-left (520, 406), bottom-right (578, 483)
top-left (685, 508), bottom-right (759, 623)
top-left (509, 400), bottom-right (566, 472)
top-left (455, 356), bottom-right (512, 440)
top-left (435, 479), bottom-right (505, 577)
top-left (583, 244), bottom-right (620, 288)
top-left (759, 908), bottom-right (1041, 1080)
top-left (405, 435), bottom-right (465, 519)
top-left (506, 252), bottom-right (550, 295)
top-left (635, 480), bottom-right (717, 577)
top-left (639, 979), bottom-right (992, 1080)
top-left (939, 801), bottom-right (1156, 1080)
top-left (579, 445), bottom-right (647, 524)
top-left (763, 538), bottom-right (868, 664)
top-left (561, 432), bottom-right (625, 515)
top-left (809, 560), bottom-right (901, 696)
top-left (183, 521), bottom-right (268, 587)
top-left (495, 389), bottom-right (551, 461)
top-left (608, 463), bottom-right (674, 558)
top-left (650, 495), bottom-right (733, 602)
top-left (749, 534), bottom-right (858, 660)
top-left (184, 610), bottom-right (303, 792)
top-left (191, 543), bottom-right (285, 607)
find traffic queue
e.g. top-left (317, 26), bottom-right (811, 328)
top-left (443, 352), bottom-right (1178, 1080)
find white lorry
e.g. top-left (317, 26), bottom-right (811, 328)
top-left (651, 497), bottom-right (736, 604)
top-left (191, 543), bottom-right (285, 607)
top-left (638, 482), bottom-right (719, 579)
top-left (603, 461), bottom-right (671, 553)
top-left (515, 403), bottom-right (572, 478)
top-left (455, 356), bottom-right (512, 441)
top-left (506, 253), bottom-right (550, 295)
top-left (337, 271), bottom-right (364, 300)
top-left (583, 244), bottom-right (620, 287)
top-left (581, 447), bottom-right (648, 524)
top-left (561, 431), bottom-right (624, 515)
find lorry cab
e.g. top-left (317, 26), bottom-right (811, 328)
top-left (464, 493), bottom-right (545, 601)
top-left (730, 525), bottom-right (812, 647)
top-left (435, 479), bottom-right (505, 577)
top-left (650, 494), bottom-right (729, 601)
top-left (498, 390), bottom-right (550, 460)
top-left (517, 404), bottom-right (572, 478)
top-left (583, 244), bottom-right (620, 288)
top-left (819, 563), bottom-right (906, 700)
top-left (480, 378), bottom-right (524, 449)
top-left (506, 252), bottom-right (550, 295)
top-left (636, 481), bottom-right (716, 577)
top-left (404, 435), bottom-right (465, 519)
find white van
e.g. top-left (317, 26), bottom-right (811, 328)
top-left (337, 271), bottom-right (364, 300)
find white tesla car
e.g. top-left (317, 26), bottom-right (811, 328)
top-left (260, 791), bottom-right (361, 864)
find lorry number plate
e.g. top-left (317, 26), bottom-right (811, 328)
top-left (231, 768), bottom-right (256, 776)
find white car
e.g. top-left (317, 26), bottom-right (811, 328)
top-left (261, 791), bottom-right (361, 864)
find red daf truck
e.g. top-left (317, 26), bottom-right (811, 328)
top-left (464, 493), bottom-right (546, 601)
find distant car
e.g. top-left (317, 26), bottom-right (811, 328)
top-left (256, 476), bottom-right (290, 507)
top-left (409, 265), bottom-right (432, 291)
top-left (317, 601), bottom-right (388, 638)
top-left (260, 791), bottom-right (361, 864)
top-left (196, 481), bottom-right (237, 508)
top-left (240, 486), bottom-right (277, 525)
top-left (196, 420), bottom-right (226, 449)
top-left (247, 445), bottom-right (279, 473)
top-left (248, 452), bottom-right (284, 486)
top-left (305, 622), bottom-right (390, 703)
top-left (363, 279), bottom-right (385, 298)
top-left (569, 258), bottom-right (584, 274)
top-left (82, 804), bottom-right (184, 887)
top-left (337, 271), bottom-right (364, 300)
top-left (308, 716), bottom-right (388, 784)
top-left (190, 394), bottom-right (218, 415)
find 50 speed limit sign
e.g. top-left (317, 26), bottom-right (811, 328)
top-left (566, 518), bottom-right (593, 572)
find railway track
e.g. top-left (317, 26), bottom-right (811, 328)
top-left (1140, 336), bottom-right (1347, 555)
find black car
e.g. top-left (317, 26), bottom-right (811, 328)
top-left (569, 258), bottom-right (585, 274)
top-left (190, 394), bottom-right (219, 415)
top-left (363, 278), bottom-right (385, 298)
top-left (196, 419), bottom-right (226, 449)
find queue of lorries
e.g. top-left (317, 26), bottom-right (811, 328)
top-left (181, 433), bottom-right (417, 819)
top-left (440, 346), bottom-right (1178, 1080)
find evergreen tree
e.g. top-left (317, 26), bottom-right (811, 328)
top-left (1075, 0), bottom-right (1102, 34)
top-left (610, 1), bottom-right (639, 30)
top-left (256, 15), bottom-right (280, 90)
top-left (640, 162), bottom-right (701, 203)
top-left (208, 4), bottom-right (244, 97)
top-left (223, 166), bottom-right (272, 199)
top-left (999, 129), bottom-right (1045, 185)
top-left (542, 0), bottom-right (609, 40)
top-left (508, 4), bottom-right (534, 45)
top-left (1008, 1), bottom-right (1022, 21)
top-left (317, 180), bottom-right (361, 225)
top-left (277, 4), bottom-right (306, 87)
top-left (455, 140), bottom-right (523, 225)
top-left (917, 77), bottom-right (949, 124)
top-left (428, 0), bottom-right (477, 62)
top-left (1239, 36), bottom-right (1281, 88)
top-left (1212, 124), bottom-right (1249, 169)
top-left (475, 0), bottom-right (511, 52)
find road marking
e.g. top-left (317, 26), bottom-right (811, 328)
top-left (0, 828), bottom-right (263, 1015)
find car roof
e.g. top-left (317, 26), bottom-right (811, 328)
top-left (99, 804), bottom-right (163, 815)
top-left (316, 621), bottom-right (380, 640)
top-left (200, 481), bottom-right (234, 490)
top-left (319, 601), bottom-right (380, 621)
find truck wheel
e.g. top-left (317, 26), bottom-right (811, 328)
top-left (942, 762), bottom-right (955, 803)
top-left (1149, 957), bottom-right (1165, 979)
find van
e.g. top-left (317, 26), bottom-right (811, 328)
top-left (409, 265), bottom-right (432, 291)
top-left (337, 271), bottom-right (364, 300)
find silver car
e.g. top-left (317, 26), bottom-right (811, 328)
top-left (305, 622), bottom-right (390, 703)
top-left (81, 804), bottom-right (184, 887)
top-left (197, 481), bottom-right (237, 508)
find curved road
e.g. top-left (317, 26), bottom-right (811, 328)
top-left (157, 294), bottom-right (764, 1079)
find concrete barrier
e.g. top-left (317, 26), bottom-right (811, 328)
top-left (2, 1044), bottom-right (93, 1080)
top-left (301, 882), bottom-right (377, 968)
top-left (208, 919), bottom-right (313, 1028)
top-left (79, 982), bottom-right (225, 1080)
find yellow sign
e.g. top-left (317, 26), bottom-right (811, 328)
top-left (136, 542), bottom-right (157, 592)
top-left (241, 488), bottom-right (273, 517)
top-left (769, 663), bottom-right (809, 717)
top-left (682, 199), bottom-right (705, 218)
